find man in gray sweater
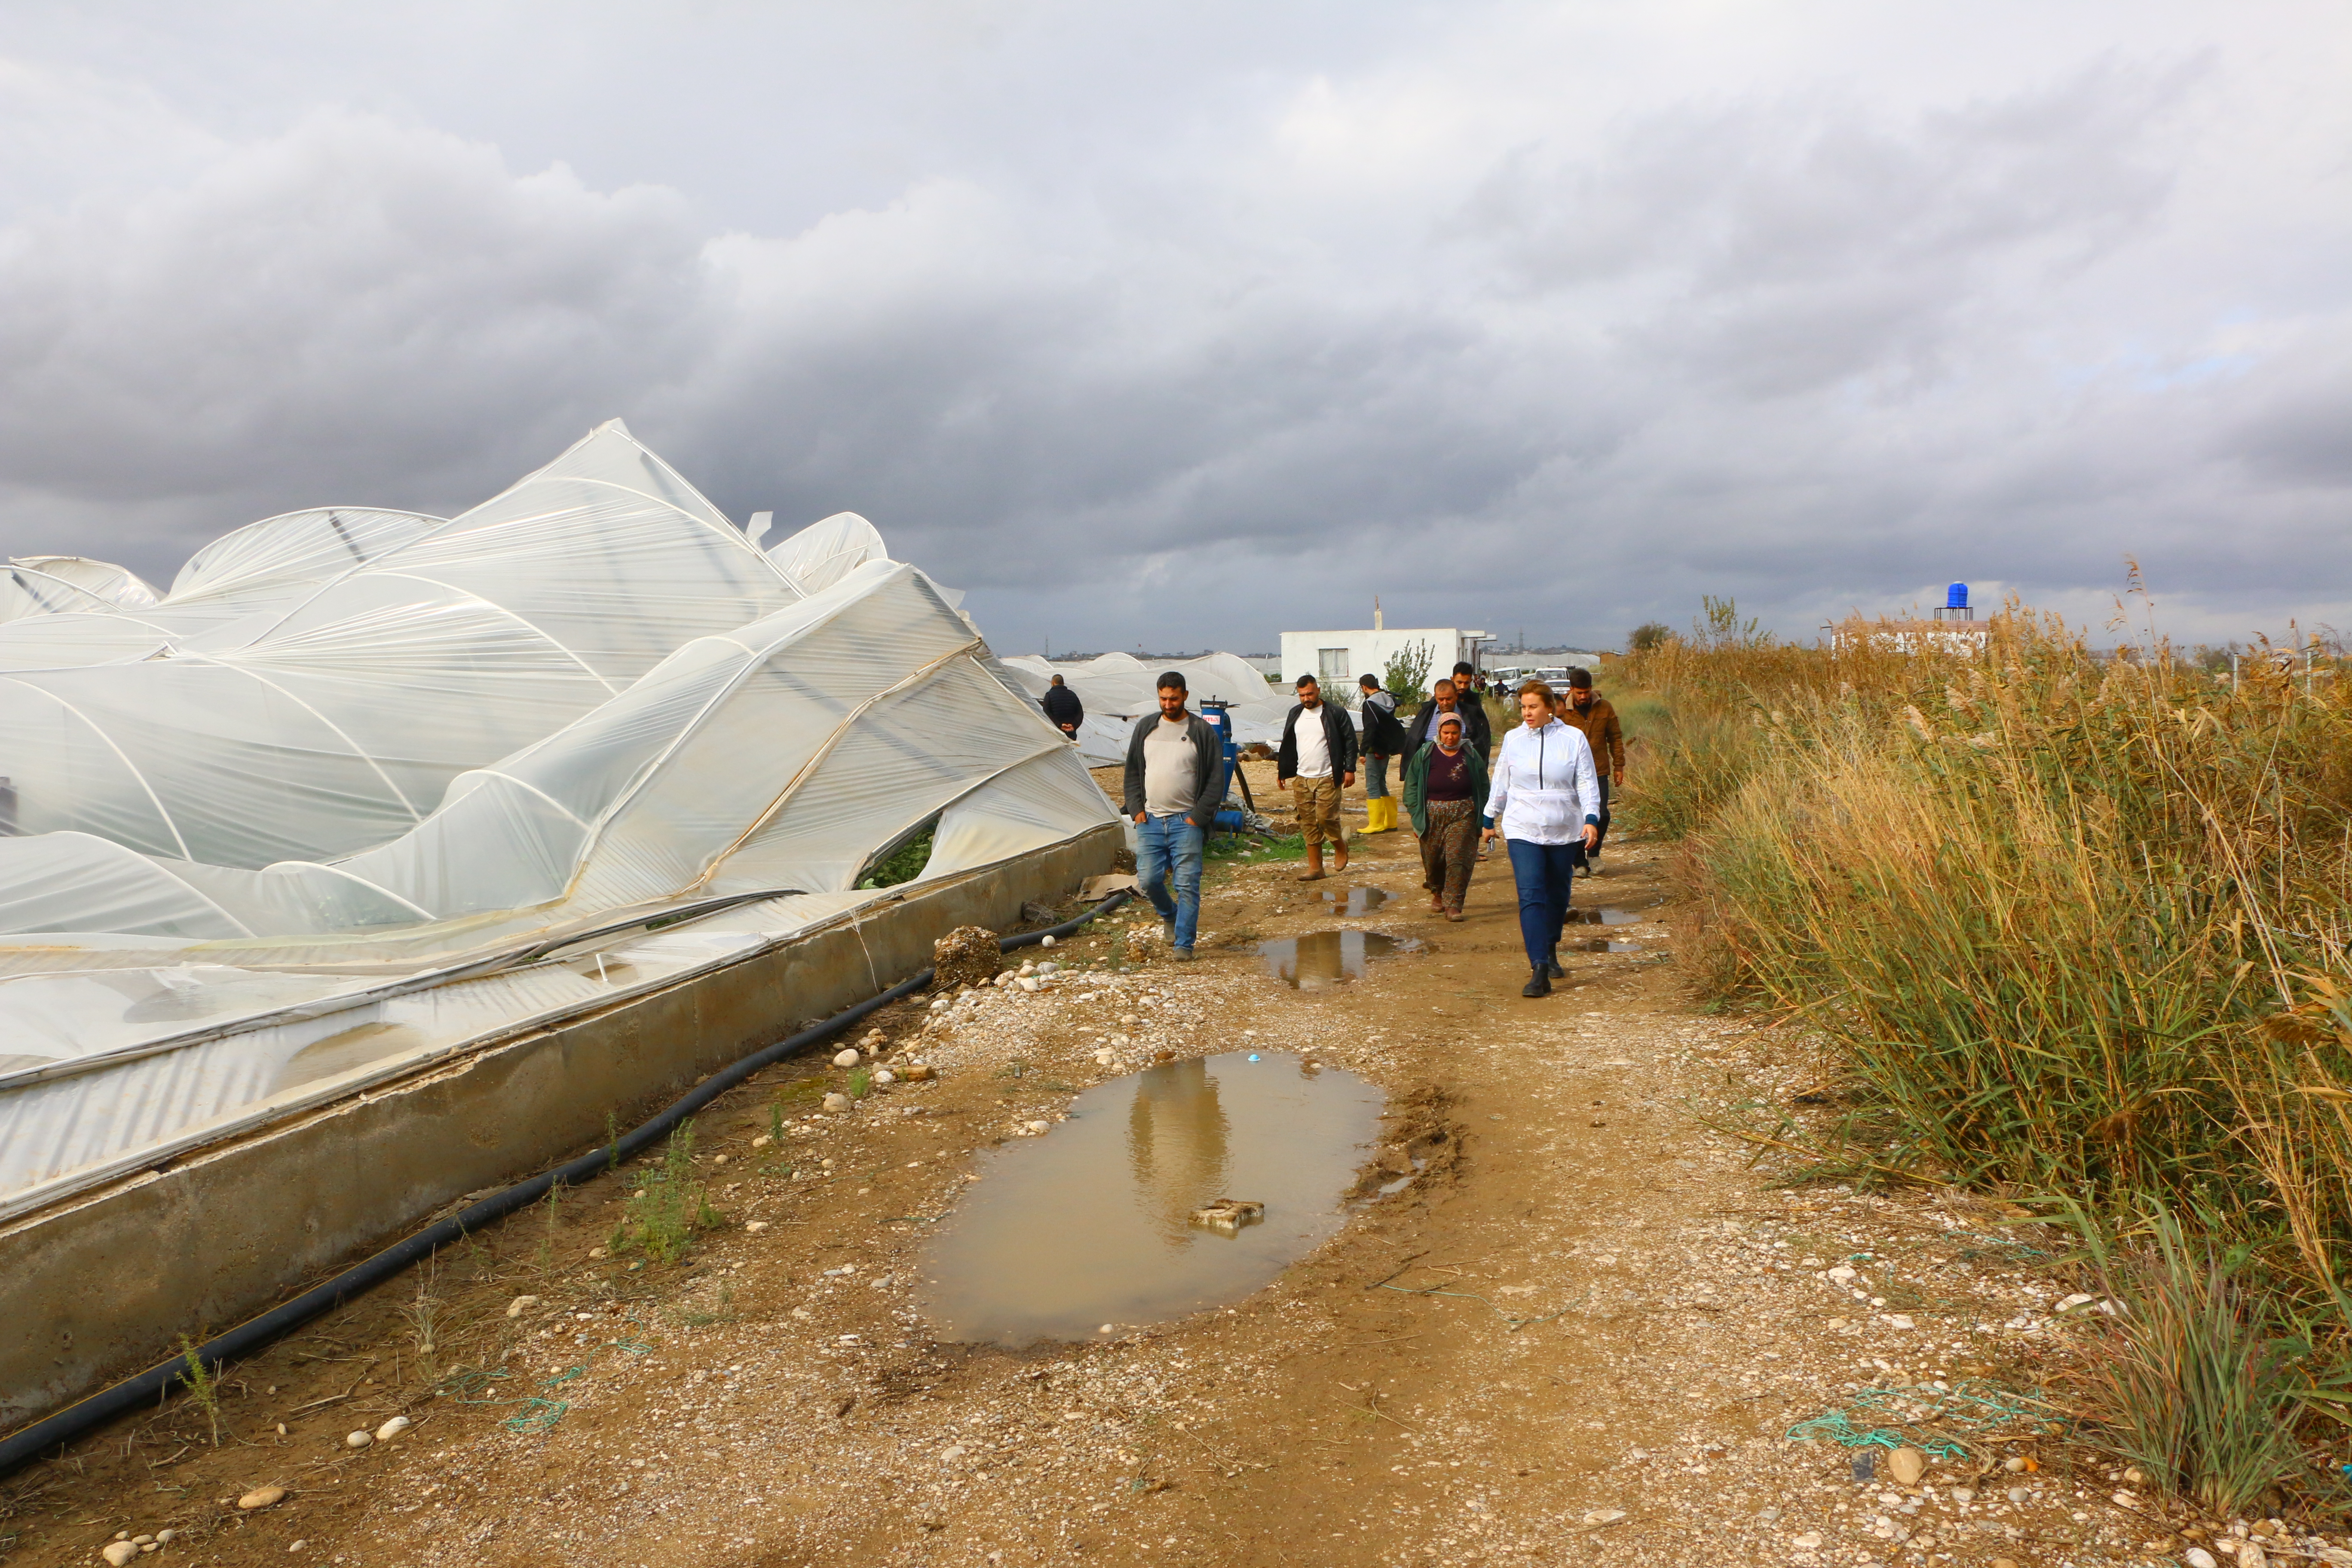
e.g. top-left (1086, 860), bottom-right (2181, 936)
top-left (1121, 671), bottom-right (1228, 960)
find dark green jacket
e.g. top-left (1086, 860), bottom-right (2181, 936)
top-left (1400, 741), bottom-right (1491, 837)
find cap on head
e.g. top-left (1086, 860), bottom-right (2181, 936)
top-left (1568, 668), bottom-right (1593, 689)
top-left (1158, 671), bottom-right (1188, 693)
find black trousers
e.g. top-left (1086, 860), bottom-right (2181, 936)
top-left (1572, 777), bottom-right (1612, 864)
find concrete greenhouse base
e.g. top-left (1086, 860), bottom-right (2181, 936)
top-left (0, 824), bottom-right (1118, 1432)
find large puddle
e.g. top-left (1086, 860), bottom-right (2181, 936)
top-left (1256, 930), bottom-right (1419, 988)
top-left (1571, 906), bottom-right (1651, 926)
top-left (918, 1052), bottom-right (1384, 1344)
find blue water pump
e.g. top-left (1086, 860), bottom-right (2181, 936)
top-left (1197, 701), bottom-right (1255, 834)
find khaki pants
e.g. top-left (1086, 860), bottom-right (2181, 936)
top-left (1292, 775), bottom-right (1345, 851)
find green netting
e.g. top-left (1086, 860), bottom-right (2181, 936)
top-left (1786, 1379), bottom-right (2064, 1458)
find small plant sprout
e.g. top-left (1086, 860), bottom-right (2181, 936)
top-left (177, 1335), bottom-right (219, 1447)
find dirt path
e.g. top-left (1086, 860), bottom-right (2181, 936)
top-left (3, 796), bottom-right (2269, 1568)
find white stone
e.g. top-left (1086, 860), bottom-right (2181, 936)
top-left (942, 1445), bottom-right (967, 1462)
top-left (873, 1068), bottom-right (896, 1085)
top-left (823, 1093), bottom-right (850, 1112)
top-left (1951, 1488), bottom-right (1974, 1504)
top-left (1827, 1265), bottom-right (1858, 1283)
top-left (833, 1048), bottom-right (861, 1068)
top-left (1041, 934), bottom-right (1056, 947)
top-left (2006, 1486), bottom-right (2030, 1504)
top-left (344, 1430), bottom-right (373, 1449)
top-left (2185, 1550), bottom-right (2220, 1568)
top-left (505, 1294), bottom-right (541, 1318)
top-left (1791, 1533), bottom-right (1822, 1550)
top-left (1886, 1446), bottom-right (1926, 1485)
top-left (2054, 1292), bottom-right (2096, 1312)
top-left (1019, 962), bottom-right (1035, 975)
top-left (2242, 1544), bottom-right (2271, 1568)
top-left (1886, 1314), bottom-right (1916, 1329)
top-left (104, 1543), bottom-right (141, 1566)
top-left (1581, 1509), bottom-right (1626, 1527)
top-left (1037, 962), bottom-right (1058, 974)
top-left (238, 1486), bottom-right (286, 1510)
top-left (745, 1220), bottom-right (768, 1232)
top-left (2003, 1457), bottom-right (2028, 1472)
top-left (1018, 977), bottom-right (1039, 992)
top-left (1024, 1120), bottom-right (1051, 1135)
top-left (374, 1416), bottom-right (411, 1442)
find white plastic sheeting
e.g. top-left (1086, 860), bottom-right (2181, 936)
top-left (0, 423), bottom-right (1116, 1211)
top-left (998, 652), bottom-right (1296, 764)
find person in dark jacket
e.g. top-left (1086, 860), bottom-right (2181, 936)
top-left (1040, 673), bottom-right (1084, 741)
top-left (1403, 677), bottom-right (1492, 761)
top-left (1356, 672), bottom-right (1403, 834)
top-left (1556, 668), bottom-right (1623, 872)
top-left (1121, 671), bottom-right (1226, 960)
top-left (1276, 673), bottom-right (1357, 881)
top-left (1401, 712), bottom-right (1491, 921)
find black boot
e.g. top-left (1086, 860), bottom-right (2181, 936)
top-left (1546, 947), bottom-right (1565, 979)
top-left (1522, 967), bottom-right (1553, 998)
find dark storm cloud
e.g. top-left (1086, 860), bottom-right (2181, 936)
top-left (0, 3), bottom-right (2343, 648)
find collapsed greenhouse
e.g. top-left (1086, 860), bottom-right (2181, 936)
top-left (0, 422), bottom-right (1121, 1427)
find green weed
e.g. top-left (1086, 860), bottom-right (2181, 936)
top-left (608, 1122), bottom-right (722, 1267)
top-left (175, 1336), bottom-right (219, 1447)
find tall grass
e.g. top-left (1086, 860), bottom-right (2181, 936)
top-left (1625, 605), bottom-right (2352, 1504)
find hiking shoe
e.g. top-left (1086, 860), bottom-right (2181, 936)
top-left (1521, 969), bottom-right (1553, 998)
top-left (1171, 946), bottom-right (1194, 962)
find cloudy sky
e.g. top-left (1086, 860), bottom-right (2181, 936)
top-left (0, 1), bottom-right (2344, 652)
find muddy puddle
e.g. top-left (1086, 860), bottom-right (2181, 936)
top-left (919, 1051), bottom-right (1385, 1344)
top-left (1318, 885), bottom-right (1390, 916)
top-left (1569, 938), bottom-right (1645, 954)
top-left (1570, 906), bottom-right (1651, 926)
top-left (1256, 930), bottom-right (1420, 988)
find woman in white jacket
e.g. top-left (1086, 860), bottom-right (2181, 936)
top-left (1481, 680), bottom-right (1602, 996)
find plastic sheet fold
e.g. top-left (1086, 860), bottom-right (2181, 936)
top-left (0, 424), bottom-right (1116, 1209)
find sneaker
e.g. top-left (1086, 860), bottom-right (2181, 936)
top-left (1521, 969), bottom-right (1553, 998)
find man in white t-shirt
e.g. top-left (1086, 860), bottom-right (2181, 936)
top-left (1276, 674), bottom-right (1358, 881)
top-left (1119, 671), bottom-right (1226, 959)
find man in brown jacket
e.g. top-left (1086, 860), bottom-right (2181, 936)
top-left (1559, 668), bottom-right (1623, 873)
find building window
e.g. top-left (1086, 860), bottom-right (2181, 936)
top-left (1317, 648), bottom-right (1349, 689)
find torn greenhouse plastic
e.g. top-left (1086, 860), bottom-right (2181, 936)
top-left (0, 421), bottom-right (1116, 1208)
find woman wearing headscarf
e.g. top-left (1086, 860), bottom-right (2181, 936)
top-left (1401, 710), bottom-right (1490, 922)
top-left (1482, 680), bottom-right (1601, 996)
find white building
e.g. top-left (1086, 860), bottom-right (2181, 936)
top-left (1280, 625), bottom-right (1490, 699)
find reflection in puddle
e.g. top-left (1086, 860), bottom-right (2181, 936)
top-left (919, 1052), bottom-right (1383, 1344)
top-left (1317, 886), bottom-right (1390, 916)
top-left (1256, 930), bottom-right (1419, 988)
top-left (1569, 938), bottom-right (1646, 953)
top-left (1569, 907), bottom-right (1651, 926)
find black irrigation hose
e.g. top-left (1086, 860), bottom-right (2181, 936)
top-left (0, 888), bottom-right (1136, 1477)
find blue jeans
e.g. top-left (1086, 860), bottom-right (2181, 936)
top-left (1364, 752), bottom-right (1391, 799)
top-left (1136, 814), bottom-right (1204, 950)
top-left (1505, 837), bottom-right (1578, 971)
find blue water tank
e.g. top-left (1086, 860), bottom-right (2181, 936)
top-left (1946, 582), bottom-right (1969, 610)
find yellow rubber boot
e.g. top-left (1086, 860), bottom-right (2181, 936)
top-left (1367, 796), bottom-right (1396, 833)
